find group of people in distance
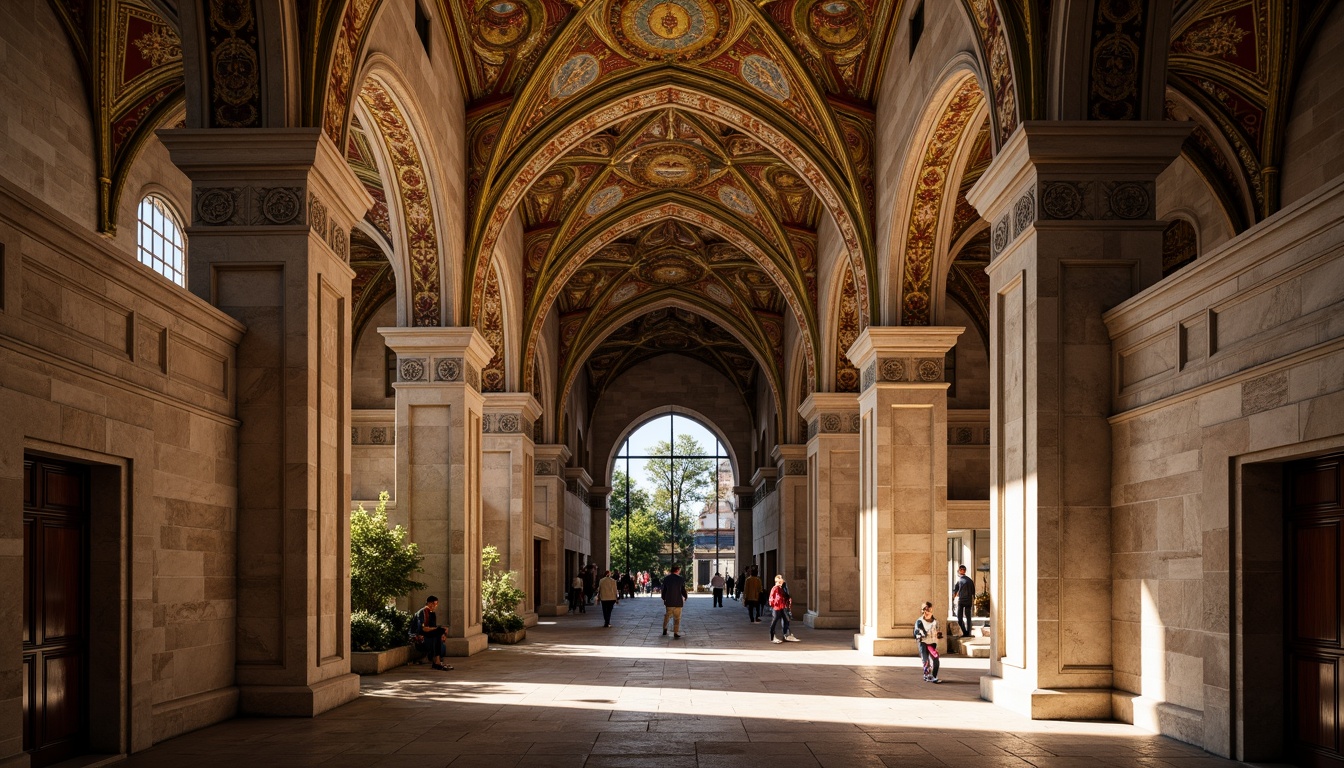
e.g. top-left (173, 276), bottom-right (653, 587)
top-left (407, 561), bottom-right (979, 684)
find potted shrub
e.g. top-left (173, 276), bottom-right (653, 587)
top-left (974, 577), bottom-right (990, 617)
top-left (482, 544), bottom-right (526, 644)
top-left (349, 491), bottom-right (425, 674)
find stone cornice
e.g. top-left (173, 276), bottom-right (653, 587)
top-left (846, 327), bottom-right (963, 369)
top-left (481, 392), bottom-right (543, 422)
top-left (966, 121), bottom-right (1191, 222)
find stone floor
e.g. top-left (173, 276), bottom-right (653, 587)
top-left (116, 594), bottom-right (1254, 768)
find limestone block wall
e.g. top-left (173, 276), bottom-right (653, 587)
top-left (0, 179), bottom-right (245, 755)
top-left (563, 488), bottom-right (592, 561)
top-left (1279, 3), bottom-right (1344, 208)
top-left (352, 409), bottom-right (396, 511)
top-left (1104, 173), bottom-right (1344, 758)
top-left (1156, 155), bottom-right (1236, 254)
top-left (0, 0), bottom-right (100, 233)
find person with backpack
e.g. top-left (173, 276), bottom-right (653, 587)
top-left (915, 601), bottom-right (943, 683)
top-left (768, 574), bottom-right (799, 643)
top-left (413, 596), bottom-right (453, 671)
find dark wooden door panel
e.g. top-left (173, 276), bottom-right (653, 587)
top-left (22, 457), bottom-right (88, 767)
top-left (1297, 655), bottom-right (1340, 750)
top-left (40, 525), bottom-right (82, 643)
top-left (1288, 454), bottom-right (1344, 768)
top-left (1295, 522), bottom-right (1342, 645)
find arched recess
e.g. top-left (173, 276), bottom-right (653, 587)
top-left (886, 69), bottom-right (987, 325)
top-left (520, 200), bottom-right (818, 398)
top-left (602, 406), bottom-right (742, 491)
top-left (470, 78), bottom-right (875, 327)
top-left (353, 62), bottom-right (448, 327)
top-left (556, 297), bottom-right (785, 428)
top-left (179, 0), bottom-right (299, 129)
top-left (957, 0), bottom-right (1025, 146)
top-left (479, 256), bottom-right (510, 391)
top-left (829, 262), bottom-right (861, 393)
top-left (1046, 0), bottom-right (1173, 122)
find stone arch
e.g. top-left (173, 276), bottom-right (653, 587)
top-left (480, 257), bottom-right (508, 391)
top-left (352, 61), bottom-right (447, 326)
top-left (470, 81), bottom-right (875, 327)
top-left (886, 68), bottom-right (987, 325)
top-left (602, 406), bottom-right (742, 491)
top-left (521, 200), bottom-right (817, 399)
top-left (827, 261), bottom-right (861, 393)
top-left (557, 296), bottom-right (785, 429)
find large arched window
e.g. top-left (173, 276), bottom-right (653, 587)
top-left (137, 194), bottom-right (186, 286)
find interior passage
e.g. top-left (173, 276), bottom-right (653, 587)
top-left (116, 594), bottom-right (1238, 768)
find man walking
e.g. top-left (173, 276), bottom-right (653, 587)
top-left (598, 569), bottom-right (619, 627)
top-left (952, 564), bottom-right (976, 637)
top-left (710, 571), bottom-right (726, 607)
top-left (742, 567), bottom-right (763, 623)
top-left (661, 565), bottom-right (689, 638)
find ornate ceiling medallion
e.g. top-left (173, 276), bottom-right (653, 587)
top-left (609, 0), bottom-right (730, 62)
top-left (637, 253), bottom-right (707, 285)
top-left (805, 0), bottom-right (868, 50)
top-left (626, 142), bottom-right (716, 188)
top-left (717, 186), bottom-right (756, 216)
top-left (550, 53), bottom-right (600, 98)
top-left (586, 185), bottom-right (626, 216)
top-left (741, 55), bottom-right (791, 102)
top-left (475, 0), bottom-right (532, 50)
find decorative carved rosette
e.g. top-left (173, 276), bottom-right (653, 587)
top-left (399, 358), bottom-right (426, 382)
top-left (435, 358), bottom-right (463, 382)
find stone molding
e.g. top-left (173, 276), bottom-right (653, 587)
top-left (1103, 174), bottom-right (1344, 416)
top-left (846, 328), bottom-right (963, 385)
top-left (482, 393), bottom-right (543, 438)
top-left (533, 444), bottom-right (572, 477)
top-left (380, 327), bottom-right (494, 391)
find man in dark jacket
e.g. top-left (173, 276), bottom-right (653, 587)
top-left (952, 565), bottom-right (976, 637)
top-left (660, 565), bottom-right (689, 639)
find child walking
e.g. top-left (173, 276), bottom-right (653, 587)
top-left (915, 601), bottom-right (943, 683)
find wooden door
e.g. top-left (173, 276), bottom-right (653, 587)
top-left (1288, 453), bottom-right (1344, 767)
top-left (22, 457), bottom-right (88, 768)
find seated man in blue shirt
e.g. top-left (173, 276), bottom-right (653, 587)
top-left (414, 596), bottom-right (453, 671)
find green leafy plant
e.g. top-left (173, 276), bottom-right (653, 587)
top-left (351, 491), bottom-right (426, 614)
top-left (350, 492), bottom-right (424, 651)
top-left (481, 544), bottom-right (526, 635)
top-left (351, 607), bottom-right (414, 652)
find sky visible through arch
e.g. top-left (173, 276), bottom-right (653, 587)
top-left (614, 414), bottom-right (733, 500)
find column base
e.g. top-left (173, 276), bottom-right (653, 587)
top-left (537, 603), bottom-right (570, 616)
top-left (523, 611), bottom-right (539, 627)
top-left (239, 673), bottom-right (361, 716)
top-left (1111, 691), bottom-right (1206, 747)
top-left (980, 674), bottom-right (1113, 720)
top-left (853, 632), bottom-right (917, 656)
top-left (805, 611), bottom-right (859, 629)
top-left (444, 632), bottom-right (489, 657)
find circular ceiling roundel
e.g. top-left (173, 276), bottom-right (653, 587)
top-left (629, 143), bottom-right (713, 188)
top-left (806, 0), bottom-right (868, 50)
top-left (475, 0), bottom-right (532, 50)
top-left (609, 0), bottom-right (730, 62)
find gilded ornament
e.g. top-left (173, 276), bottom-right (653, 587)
top-left (586, 185), bottom-right (625, 216)
top-left (474, 0), bottom-right (532, 51)
top-left (610, 0), bottom-right (727, 61)
top-left (741, 55), bottom-right (791, 102)
top-left (550, 54), bottom-right (600, 99)
top-left (629, 143), bottom-right (712, 188)
top-left (717, 186), bottom-right (756, 216)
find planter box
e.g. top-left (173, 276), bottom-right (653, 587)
top-left (351, 644), bottom-right (411, 675)
top-left (488, 629), bottom-right (526, 644)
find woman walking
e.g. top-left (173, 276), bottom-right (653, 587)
top-left (915, 601), bottom-right (944, 683)
top-left (768, 574), bottom-right (800, 643)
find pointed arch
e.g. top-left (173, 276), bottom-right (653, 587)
top-left (886, 68), bottom-right (987, 326)
top-left (470, 78), bottom-right (875, 327)
top-left (520, 200), bottom-right (818, 400)
top-left (353, 62), bottom-right (447, 326)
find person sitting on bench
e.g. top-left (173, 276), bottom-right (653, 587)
top-left (413, 595), bottom-right (453, 671)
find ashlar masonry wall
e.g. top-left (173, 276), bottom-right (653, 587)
top-left (1104, 173), bottom-right (1344, 759)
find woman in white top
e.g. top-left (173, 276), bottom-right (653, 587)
top-left (915, 601), bottom-right (943, 683)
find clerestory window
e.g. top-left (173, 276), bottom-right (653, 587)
top-left (136, 194), bottom-right (186, 287)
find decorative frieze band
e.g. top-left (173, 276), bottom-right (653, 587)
top-left (534, 459), bottom-right (561, 477)
top-left (398, 356), bottom-right (482, 392)
top-left (782, 459), bottom-right (808, 476)
top-left (990, 181), bottom-right (1157, 257)
top-left (307, 192), bottom-right (348, 260)
top-left (947, 425), bottom-right (989, 446)
top-left (351, 425), bottom-right (395, 445)
top-left (194, 186), bottom-right (305, 227)
top-left (483, 413), bottom-right (535, 437)
top-left (862, 356), bottom-right (944, 390)
top-left (807, 414), bottom-right (860, 438)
